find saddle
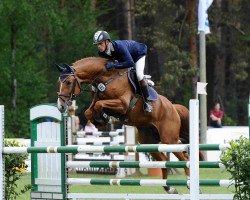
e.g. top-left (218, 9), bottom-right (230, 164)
top-left (127, 68), bottom-right (158, 101)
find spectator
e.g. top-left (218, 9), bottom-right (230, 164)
top-left (209, 102), bottom-right (223, 128)
top-left (84, 120), bottom-right (98, 132)
top-left (68, 106), bottom-right (80, 132)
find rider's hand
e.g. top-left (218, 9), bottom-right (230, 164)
top-left (105, 62), bottom-right (115, 70)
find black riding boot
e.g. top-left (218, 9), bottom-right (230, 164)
top-left (140, 79), bottom-right (152, 113)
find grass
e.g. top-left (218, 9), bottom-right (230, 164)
top-left (15, 168), bottom-right (234, 200)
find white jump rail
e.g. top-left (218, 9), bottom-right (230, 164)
top-left (0, 102), bottom-right (235, 200)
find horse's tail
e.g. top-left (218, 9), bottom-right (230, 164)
top-left (174, 104), bottom-right (189, 144)
top-left (174, 104), bottom-right (205, 161)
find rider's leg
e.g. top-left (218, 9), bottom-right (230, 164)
top-left (135, 56), bottom-right (152, 112)
top-left (140, 79), bottom-right (152, 112)
top-left (140, 78), bottom-right (149, 98)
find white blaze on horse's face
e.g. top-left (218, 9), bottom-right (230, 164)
top-left (57, 80), bottom-right (67, 113)
top-left (57, 78), bottom-right (70, 113)
top-left (57, 75), bottom-right (77, 113)
top-left (57, 98), bottom-right (65, 113)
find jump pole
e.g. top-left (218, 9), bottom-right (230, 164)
top-left (0, 106), bottom-right (4, 199)
top-left (0, 103), bottom-right (235, 200)
top-left (189, 99), bottom-right (200, 199)
top-left (248, 95), bottom-right (250, 138)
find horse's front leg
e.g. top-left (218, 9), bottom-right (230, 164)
top-left (94, 99), bottom-right (128, 114)
top-left (84, 107), bottom-right (94, 121)
top-left (85, 100), bottom-right (109, 128)
top-left (84, 99), bottom-right (96, 122)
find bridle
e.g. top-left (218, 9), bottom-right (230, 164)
top-left (57, 70), bottom-right (105, 106)
top-left (57, 69), bottom-right (128, 106)
top-left (57, 74), bottom-right (83, 106)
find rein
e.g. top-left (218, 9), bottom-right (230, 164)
top-left (58, 69), bottom-right (128, 105)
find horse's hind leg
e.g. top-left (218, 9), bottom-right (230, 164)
top-left (172, 151), bottom-right (189, 174)
top-left (150, 152), bottom-right (178, 194)
top-left (137, 127), bottom-right (178, 194)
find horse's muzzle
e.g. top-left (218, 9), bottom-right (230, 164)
top-left (57, 98), bottom-right (68, 113)
top-left (57, 105), bottom-right (67, 113)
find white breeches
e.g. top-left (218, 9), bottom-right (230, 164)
top-left (135, 56), bottom-right (146, 81)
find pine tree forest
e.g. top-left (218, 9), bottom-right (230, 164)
top-left (0, 0), bottom-right (249, 138)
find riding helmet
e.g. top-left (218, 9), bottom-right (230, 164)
top-left (93, 31), bottom-right (111, 45)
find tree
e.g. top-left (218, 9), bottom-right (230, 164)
top-left (135, 0), bottom-right (195, 105)
top-left (0, 0), bottom-right (106, 137)
top-left (0, 0), bottom-right (49, 137)
top-left (207, 0), bottom-right (250, 125)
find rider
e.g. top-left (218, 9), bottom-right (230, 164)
top-left (93, 30), bottom-right (152, 113)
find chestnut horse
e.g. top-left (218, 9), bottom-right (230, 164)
top-left (57, 57), bottom-right (200, 194)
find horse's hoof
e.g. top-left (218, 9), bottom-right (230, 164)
top-left (169, 187), bottom-right (178, 194)
top-left (163, 186), bottom-right (178, 194)
top-left (93, 112), bottom-right (103, 123)
top-left (187, 185), bottom-right (202, 194)
top-left (93, 111), bottom-right (110, 125)
top-left (101, 112), bottom-right (110, 123)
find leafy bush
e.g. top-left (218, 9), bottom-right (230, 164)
top-left (4, 140), bottom-right (31, 200)
top-left (223, 113), bottom-right (237, 126)
top-left (221, 136), bottom-right (250, 200)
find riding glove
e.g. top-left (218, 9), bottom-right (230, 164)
top-left (105, 62), bottom-right (115, 70)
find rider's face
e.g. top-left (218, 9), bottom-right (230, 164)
top-left (96, 40), bottom-right (109, 52)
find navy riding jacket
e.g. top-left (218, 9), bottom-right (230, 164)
top-left (98, 40), bottom-right (147, 69)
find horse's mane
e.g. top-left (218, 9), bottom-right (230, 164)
top-left (73, 57), bottom-right (107, 68)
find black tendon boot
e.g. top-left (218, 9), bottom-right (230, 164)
top-left (140, 79), bottom-right (152, 113)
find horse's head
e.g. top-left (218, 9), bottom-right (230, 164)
top-left (56, 57), bottom-right (109, 113)
top-left (56, 64), bottom-right (82, 113)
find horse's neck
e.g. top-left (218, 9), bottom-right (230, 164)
top-left (99, 69), bottom-right (127, 82)
top-left (75, 65), bottom-right (105, 84)
top-left (73, 57), bottom-right (108, 83)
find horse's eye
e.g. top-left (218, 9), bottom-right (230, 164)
top-left (66, 81), bottom-right (71, 86)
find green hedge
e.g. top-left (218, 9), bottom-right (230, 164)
top-left (4, 140), bottom-right (31, 200)
top-left (221, 136), bottom-right (250, 200)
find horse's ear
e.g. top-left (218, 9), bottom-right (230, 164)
top-left (55, 64), bottom-right (65, 72)
top-left (64, 64), bottom-right (75, 73)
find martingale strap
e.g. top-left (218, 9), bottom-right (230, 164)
top-left (93, 71), bottom-right (129, 93)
